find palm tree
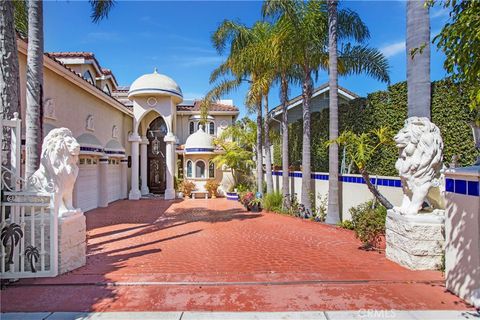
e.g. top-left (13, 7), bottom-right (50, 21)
top-left (24, 245), bottom-right (40, 273)
top-left (25, 0), bottom-right (44, 178)
top-left (1, 0), bottom-right (22, 177)
top-left (24, 0), bottom-right (116, 178)
top-left (208, 20), bottom-right (277, 194)
top-left (406, 0), bottom-right (430, 118)
top-left (1, 223), bottom-right (23, 265)
top-left (326, 0), bottom-right (340, 224)
top-left (264, 0), bottom-right (390, 217)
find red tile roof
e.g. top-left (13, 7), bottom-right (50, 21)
top-left (177, 100), bottom-right (238, 112)
top-left (48, 52), bottom-right (96, 59)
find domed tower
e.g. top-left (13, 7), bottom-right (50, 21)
top-left (127, 69), bottom-right (183, 200)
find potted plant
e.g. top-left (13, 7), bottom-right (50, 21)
top-left (205, 180), bottom-right (220, 198)
top-left (249, 198), bottom-right (262, 212)
top-left (241, 192), bottom-right (255, 210)
top-left (179, 180), bottom-right (195, 199)
top-left (226, 186), bottom-right (239, 201)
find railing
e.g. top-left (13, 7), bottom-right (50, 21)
top-left (1, 191), bottom-right (58, 278)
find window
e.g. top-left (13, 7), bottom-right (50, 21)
top-left (195, 160), bottom-right (206, 178)
top-left (83, 70), bottom-right (94, 84)
top-left (186, 160), bottom-right (193, 178)
top-left (208, 122), bottom-right (215, 135)
top-left (103, 84), bottom-right (111, 95)
top-left (208, 161), bottom-right (215, 178)
top-left (189, 121), bottom-right (195, 134)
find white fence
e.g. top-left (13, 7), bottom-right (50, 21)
top-left (270, 170), bottom-right (403, 221)
top-left (1, 114), bottom-right (58, 279)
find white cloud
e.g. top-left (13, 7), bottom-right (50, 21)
top-left (380, 41), bottom-right (406, 58)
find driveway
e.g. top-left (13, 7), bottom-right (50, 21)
top-left (1, 199), bottom-right (472, 312)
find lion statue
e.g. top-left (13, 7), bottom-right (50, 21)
top-left (28, 128), bottom-right (81, 218)
top-left (393, 117), bottom-right (445, 215)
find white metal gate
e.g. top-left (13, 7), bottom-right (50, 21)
top-left (1, 113), bottom-right (58, 279)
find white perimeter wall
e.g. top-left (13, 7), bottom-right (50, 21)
top-left (269, 171), bottom-right (403, 221)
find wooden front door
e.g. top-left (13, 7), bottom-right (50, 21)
top-left (147, 117), bottom-right (168, 194)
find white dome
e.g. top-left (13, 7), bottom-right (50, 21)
top-left (128, 69), bottom-right (183, 103)
top-left (185, 125), bottom-right (214, 154)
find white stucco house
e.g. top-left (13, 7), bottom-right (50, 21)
top-left (14, 37), bottom-right (239, 212)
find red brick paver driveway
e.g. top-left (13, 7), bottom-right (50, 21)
top-left (1, 199), bottom-right (471, 312)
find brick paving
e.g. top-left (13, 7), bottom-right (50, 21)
top-left (1, 199), bottom-right (472, 312)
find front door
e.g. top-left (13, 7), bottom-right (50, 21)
top-left (147, 117), bottom-right (167, 194)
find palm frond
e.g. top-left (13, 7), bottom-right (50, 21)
top-left (338, 44), bottom-right (390, 83)
top-left (89, 0), bottom-right (115, 23)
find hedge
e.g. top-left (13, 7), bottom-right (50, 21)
top-left (273, 78), bottom-right (478, 175)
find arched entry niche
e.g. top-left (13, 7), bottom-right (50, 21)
top-left (146, 116), bottom-right (168, 193)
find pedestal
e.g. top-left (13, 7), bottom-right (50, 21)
top-left (58, 212), bottom-right (86, 274)
top-left (386, 209), bottom-right (445, 270)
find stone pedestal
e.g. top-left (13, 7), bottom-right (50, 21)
top-left (58, 212), bottom-right (86, 274)
top-left (386, 209), bottom-right (445, 270)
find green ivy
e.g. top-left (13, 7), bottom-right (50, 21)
top-left (274, 78), bottom-right (478, 175)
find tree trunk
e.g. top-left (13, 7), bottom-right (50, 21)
top-left (301, 70), bottom-right (313, 212)
top-left (326, 0), bottom-right (340, 225)
top-left (0, 0), bottom-right (21, 172)
top-left (263, 95), bottom-right (273, 194)
top-left (25, 0), bottom-right (44, 179)
top-left (256, 103), bottom-right (263, 194)
top-left (281, 75), bottom-right (290, 209)
top-left (360, 169), bottom-right (393, 209)
top-left (406, 0), bottom-right (430, 119)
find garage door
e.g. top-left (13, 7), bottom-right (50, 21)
top-left (76, 157), bottom-right (99, 212)
top-left (107, 158), bottom-right (122, 203)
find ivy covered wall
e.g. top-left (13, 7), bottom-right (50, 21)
top-left (274, 79), bottom-right (478, 176)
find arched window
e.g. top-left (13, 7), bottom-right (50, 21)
top-left (186, 160), bottom-right (193, 178)
top-left (208, 121), bottom-right (215, 135)
top-left (83, 70), bottom-right (94, 84)
top-left (195, 160), bottom-right (206, 178)
top-left (208, 161), bottom-right (215, 178)
top-left (189, 121), bottom-right (195, 134)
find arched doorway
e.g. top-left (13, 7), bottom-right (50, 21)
top-left (147, 116), bottom-right (168, 193)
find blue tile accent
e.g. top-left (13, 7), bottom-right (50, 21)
top-left (455, 179), bottom-right (467, 195)
top-left (80, 146), bottom-right (103, 153)
top-left (185, 148), bottom-right (215, 153)
top-left (467, 181), bottom-right (479, 196)
top-left (446, 178), bottom-right (454, 193)
top-left (394, 180), bottom-right (402, 188)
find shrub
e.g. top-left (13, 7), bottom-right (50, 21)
top-left (349, 200), bottom-right (387, 249)
top-left (337, 220), bottom-right (354, 230)
top-left (262, 192), bottom-right (283, 212)
top-left (179, 180), bottom-right (195, 197)
top-left (205, 180), bottom-right (220, 197)
top-left (240, 192), bottom-right (255, 206)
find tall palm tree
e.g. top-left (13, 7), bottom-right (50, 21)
top-left (1, 0), bottom-right (22, 175)
top-left (406, 0), bottom-right (430, 118)
top-left (25, 0), bottom-right (44, 178)
top-left (264, 0), bottom-right (390, 217)
top-left (24, 0), bottom-right (116, 178)
top-left (208, 20), bottom-right (277, 194)
top-left (326, 0), bottom-right (340, 224)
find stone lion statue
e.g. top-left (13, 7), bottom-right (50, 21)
top-left (28, 128), bottom-right (81, 218)
top-left (394, 117), bottom-right (444, 215)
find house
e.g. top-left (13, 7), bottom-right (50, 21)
top-left (14, 37), bottom-right (239, 212)
top-left (268, 83), bottom-right (359, 128)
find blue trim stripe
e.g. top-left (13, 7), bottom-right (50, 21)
top-left (80, 146), bottom-right (103, 153)
top-left (105, 150), bottom-right (126, 155)
top-left (128, 87), bottom-right (183, 98)
top-left (446, 178), bottom-right (479, 197)
top-left (186, 148), bottom-right (215, 153)
top-left (226, 192), bottom-right (239, 200)
top-left (272, 170), bottom-right (402, 188)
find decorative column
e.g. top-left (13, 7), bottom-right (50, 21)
top-left (128, 133), bottom-right (142, 200)
top-left (120, 157), bottom-right (128, 199)
top-left (164, 133), bottom-right (176, 200)
top-left (98, 156), bottom-right (109, 207)
top-left (140, 136), bottom-right (149, 195)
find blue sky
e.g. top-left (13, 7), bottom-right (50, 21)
top-left (44, 1), bottom-right (451, 118)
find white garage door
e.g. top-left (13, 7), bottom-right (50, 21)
top-left (107, 159), bottom-right (122, 203)
top-left (76, 157), bottom-right (99, 212)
